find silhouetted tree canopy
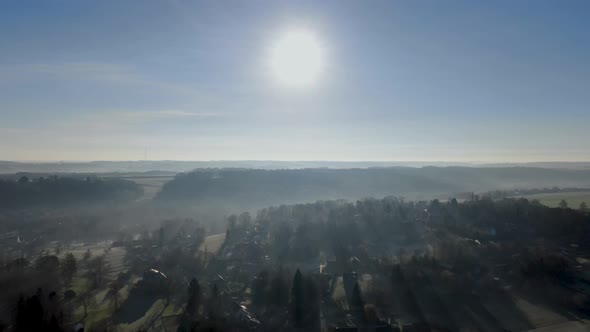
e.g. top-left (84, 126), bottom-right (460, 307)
top-left (291, 269), bottom-right (303, 327)
top-left (0, 176), bottom-right (142, 209)
top-left (186, 278), bottom-right (201, 318)
top-left (157, 167), bottom-right (590, 208)
top-left (14, 288), bottom-right (64, 332)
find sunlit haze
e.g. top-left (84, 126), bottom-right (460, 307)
top-left (3, 3), bottom-right (590, 331)
top-left (1, 1), bottom-right (589, 162)
top-left (270, 29), bottom-right (323, 87)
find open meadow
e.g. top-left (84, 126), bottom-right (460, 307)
top-left (120, 176), bottom-right (175, 200)
top-left (516, 191), bottom-right (590, 209)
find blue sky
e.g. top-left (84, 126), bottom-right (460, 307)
top-left (1, 0), bottom-right (589, 162)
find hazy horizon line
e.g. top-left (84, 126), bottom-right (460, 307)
top-left (3, 159), bottom-right (590, 165)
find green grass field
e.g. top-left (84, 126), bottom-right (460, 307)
top-left (64, 245), bottom-right (135, 330)
top-left (67, 243), bottom-right (178, 332)
top-left (517, 191), bottom-right (590, 209)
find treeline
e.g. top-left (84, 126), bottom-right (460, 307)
top-left (157, 167), bottom-right (590, 207)
top-left (223, 197), bottom-right (590, 329)
top-left (226, 197), bottom-right (590, 264)
top-left (482, 186), bottom-right (590, 200)
top-left (0, 176), bottom-right (143, 209)
top-left (0, 252), bottom-right (80, 331)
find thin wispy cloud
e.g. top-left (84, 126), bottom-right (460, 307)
top-left (1, 1), bottom-right (589, 161)
top-left (55, 109), bottom-right (226, 132)
top-left (0, 62), bottom-right (196, 96)
top-left (118, 110), bottom-right (224, 119)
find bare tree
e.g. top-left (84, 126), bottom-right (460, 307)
top-left (83, 249), bottom-right (92, 261)
top-left (61, 253), bottom-right (77, 286)
top-left (86, 255), bottom-right (108, 289)
top-left (559, 199), bottom-right (568, 209)
top-left (79, 291), bottom-right (96, 318)
top-left (106, 279), bottom-right (123, 311)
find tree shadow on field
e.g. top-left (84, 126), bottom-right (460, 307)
top-left (112, 288), bottom-right (158, 324)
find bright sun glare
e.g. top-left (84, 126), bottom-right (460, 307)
top-left (270, 29), bottom-right (323, 87)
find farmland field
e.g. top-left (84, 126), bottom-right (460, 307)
top-left (114, 175), bottom-right (175, 200)
top-left (516, 191), bottom-right (590, 209)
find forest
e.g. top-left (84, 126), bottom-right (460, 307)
top-left (157, 167), bottom-right (590, 207)
top-left (0, 176), bottom-right (142, 209)
top-left (216, 197), bottom-right (590, 330)
top-left (1, 170), bottom-right (590, 331)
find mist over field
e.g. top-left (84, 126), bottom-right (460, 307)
top-left (157, 167), bottom-right (590, 207)
top-left (4, 160), bottom-right (590, 175)
top-left (2, 163), bottom-right (590, 331)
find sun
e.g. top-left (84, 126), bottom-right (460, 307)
top-left (270, 29), bottom-right (323, 87)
